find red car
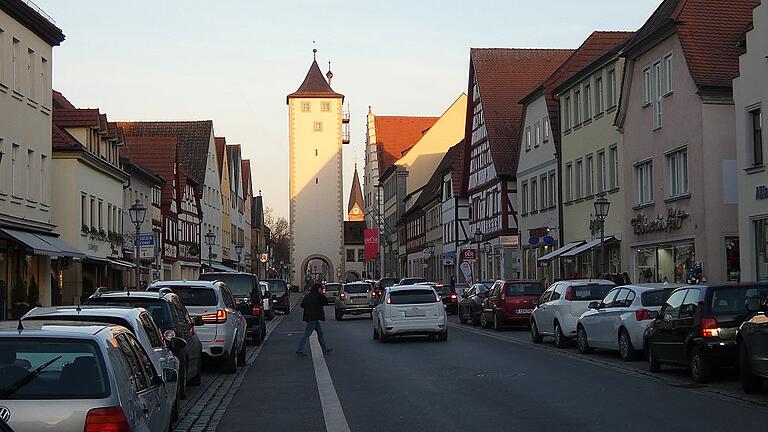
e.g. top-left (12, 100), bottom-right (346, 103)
top-left (481, 280), bottom-right (544, 330)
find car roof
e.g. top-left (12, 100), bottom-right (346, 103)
top-left (0, 320), bottom-right (122, 337)
top-left (150, 280), bottom-right (220, 288)
top-left (23, 306), bottom-right (146, 321)
top-left (680, 282), bottom-right (768, 289)
top-left (558, 279), bottom-right (615, 286)
top-left (201, 272), bottom-right (255, 276)
top-left (91, 291), bottom-right (172, 301)
top-left (619, 283), bottom-right (684, 292)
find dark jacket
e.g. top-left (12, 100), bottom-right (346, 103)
top-left (301, 291), bottom-right (327, 322)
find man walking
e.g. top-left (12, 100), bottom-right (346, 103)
top-left (296, 283), bottom-right (332, 356)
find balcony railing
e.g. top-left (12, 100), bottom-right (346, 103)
top-left (342, 130), bottom-right (351, 144)
top-left (342, 110), bottom-right (351, 123)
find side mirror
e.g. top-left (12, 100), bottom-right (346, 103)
top-left (588, 301), bottom-right (600, 310)
top-left (163, 368), bottom-right (179, 383)
top-left (533, 299), bottom-right (540, 306)
top-left (169, 337), bottom-right (187, 352)
top-left (192, 315), bottom-right (205, 326)
top-left (746, 297), bottom-right (762, 313)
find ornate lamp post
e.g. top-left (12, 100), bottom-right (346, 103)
top-left (128, 200), bottom-right (146, 290)
top-left (594, 194), bottom-right (611, 275)
top-left (204, 230), bottom-right (215, 273)
top-left (235, 243), bottom-right (244, 272)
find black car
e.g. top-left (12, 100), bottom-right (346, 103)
top-left (199, 272), bottom-right (266, 346)
top-left (645, 283), bottom-right (768, 383)
top-left (433, 285), bottom-right (458, 314)
top-left (373, 277), bottom-right (399, 300)
top-left (736, 283), bottom-right (768, 393)
top-left (264, 279), bottom-right (291, 314)
top-left (84, 290), bottom-right (204, 399)
top-left (458, 281), bottom-right (494, 325)
top-left (399, 277), bottom-right (427, 285)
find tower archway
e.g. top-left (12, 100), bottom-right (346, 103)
top-left (300, 254), bottom-right (335, 288)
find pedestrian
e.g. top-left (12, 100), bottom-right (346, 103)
top-left (296, 283), bottom-right (332, 356)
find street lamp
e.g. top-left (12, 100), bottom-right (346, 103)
top-left (483, 242), bottom-right (492, 254)
top-left (594, 194), bottom-right (611, 275)
top-left (204, 230), bottom-right (215, 273)
top-left (128, 200), bottom-right (146, 291)
top-left (473, 226), bottom-right (483, 244)
top-left (235, 243), bottom-right (244, 271)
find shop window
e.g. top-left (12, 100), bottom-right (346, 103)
top-left (636, 248), bottom-right (657, 283)
top-left (756, 219), bottom-right (768, 281)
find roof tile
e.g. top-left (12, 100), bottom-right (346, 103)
top-left (374, 116), bottom-right (439, 175)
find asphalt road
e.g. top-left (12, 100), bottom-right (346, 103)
top-left (216, 305), bottom-right (768, 432)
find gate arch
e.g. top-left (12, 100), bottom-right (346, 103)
top-left (300, 254), bottom-right (335, 287)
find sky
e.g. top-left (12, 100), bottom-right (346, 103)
top-left (35, 0), bottom-right (662, 218)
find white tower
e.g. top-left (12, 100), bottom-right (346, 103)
top-left (287, 50), bottom-right (346, 286)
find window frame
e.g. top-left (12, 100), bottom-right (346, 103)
top-left (666, 147), bottom-right (689, 198)
top-left (635, 159), bottom-right (654, 205)
top-left (749, 106), bottom-right (763, 167)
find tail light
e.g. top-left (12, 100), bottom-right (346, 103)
top-left (386, 296), bottom-right (391, 304)
top-left (283, 296), bottom-right (289, 305)
top-left (564, 286), bottom-right (574, 301)
top-left (252, 304), bottom-right (262, 316)
top-left (635, 309), bottom-right (654, 321)
top-left (85, 406), bottom-right (130, 432)
top-left (202, 309), bottom-right (228, 324)
top-left (700, 317), bottom-right (719, 338)
top-left (451, 293), bottom-right (458, 303)
top-left (340, 292), bottom-right (346, 301)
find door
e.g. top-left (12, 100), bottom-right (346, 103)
top-left (585, 288), bottom-right (620, 348)
top-left (484, 282), bottom-right (502, 322)
top-left (671, 288), bottom-right (700, 364)
top-left (745, 312), bottom-right (768, 375)
top-left (127, 333), bottom-right (170, 431)
top-left (652, 289), bottom-right (687, 363)
top-left (173, 297), bottom-right (200, 375)
top-left (116, 333), bottom-right (162, 431)
top-left (597, 289), bottom-right (633, 348)
top-left (535, 284), bottom-right (557, 334)
top-left (459, 286), bottom-right (475, 318)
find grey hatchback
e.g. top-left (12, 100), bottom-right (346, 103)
top-left (0, 321), bottom-right (177, 432)
top-left (335, 282), bottom-right (374, 320)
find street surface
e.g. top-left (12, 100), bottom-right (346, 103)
top-left (180, 295), bottom-right (768, 431)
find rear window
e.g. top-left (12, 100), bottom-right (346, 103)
top-left (378, 279), bottom-right (397, 289)
top-left (400, 278), bottom-right (427, 285)
top-left (505, 283), bottom-right (543, 296)
top-left (200, 274), bottom-right (256, 297)
top-left (264, 280), bottom-right (288, 294)
top-left (344, 284), bottom-right (370, 294)
top-left (389, 289), bottom-right (437, 305)
top-left (710, 285), bottom-right (768, 316)
top-left (0, 338), bottom-right (109, 400)
top-left (641, 289), bottom-right (674, 307)
top-left (162, 287), bottom-right (218, 306)
top-left (324, 284), bottom-right (341, 291)
top-left (434, 286), bottom-right (453, 296)
top-left (570, 284), bottom-right (614, 301)
top-left (85, 298), bottom-right (172, 327)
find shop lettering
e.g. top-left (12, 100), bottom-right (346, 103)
top-left (757, 185), bottom-right (768, 200)
top-left (631, 208), bottom-right (689, 235)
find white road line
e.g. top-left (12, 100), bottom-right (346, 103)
top-left (310, 333), bottom-right (351, 432)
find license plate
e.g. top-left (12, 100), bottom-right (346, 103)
top-left (405, 308), bottom-right (426, 317)
top-left (516, 308), bottom-right (533, 314)
top-left (352, 298), bottom-right (367, 304)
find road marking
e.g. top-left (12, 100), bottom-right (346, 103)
top-left (310, 333), bottom-right (351, 432)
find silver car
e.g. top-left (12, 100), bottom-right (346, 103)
top-left (576, 284), bottom-right (682, 360)
top-left (149, 281), bottom-right (247, 373)
top-left (335, 282), bottom-right (374, 320)
top-left (322, 283), bottom-right (342, 304)
top-left (0, 321), bottom-right (177, 431)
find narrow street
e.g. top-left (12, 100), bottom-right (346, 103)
top-left (201, 299), bottom-right (768, 432)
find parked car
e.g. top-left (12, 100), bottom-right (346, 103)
top-left (0, 321), bottom-right (177, 432)
top-left (575, 284), bottom-right (680, 360)
top-left (321, 283), bottom-right (342, 304)
top-left (645, 283), bottom-right (768, 383)
top-left (372, 277), bottom-right (399, 300)
top-left (264, 279), bottom-right (291, 314)
top-left (737, 284), bottom-right (768, 393)
top-left (148, 281), bottom-right (247, 373)
top-left (198, 272), bottom-right (266, 346)
top-left (260, 281), bottom-right (275, 320)
top-left (84, 290), bottom-right (204, 396)
top-left (458, 281), bottom-right (494, 325)
top-left (398, 277), bottom-right (427, 286)
top-left (530, 279), bottom-right (615, 348)
top-left (335, 282), bottom-right (374, 320)
top-left (481, 280), bottom-right (544, 330)
top-left (373, 285), bottom-right (447, 342)
top-left (433, 285), bottom-right (459, 315)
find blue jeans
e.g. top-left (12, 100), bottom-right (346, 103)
top-left (296, 320), bottom-right (330, 354)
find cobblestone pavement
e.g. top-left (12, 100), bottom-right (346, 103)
top-left (174, 294), bottom-right (301, 432)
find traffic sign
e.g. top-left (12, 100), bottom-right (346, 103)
top-left (336, 267), bottom-right (342, 277)
top-left (135, 234), bottom-right (154, 247)
top-left (259, 253), bottom-right (269, 263)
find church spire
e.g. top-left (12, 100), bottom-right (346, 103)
top-left (347, 164), bottom-right (364, 221)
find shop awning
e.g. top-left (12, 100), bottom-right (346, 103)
top-left (84, 255), bottom-right (111, 265)
top-left (109, 259), bottom-right (136, 269)
top-left (0, 228), bottom-right (83, 258)
top-left (561, 236), bottom-right (617, 258)
top-left (209, 262), bottom-right (237, 272)
top-left (537, 241), bottom-right (584, 262)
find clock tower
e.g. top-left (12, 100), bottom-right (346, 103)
top-left (347, 164), bottom-right (365, 222)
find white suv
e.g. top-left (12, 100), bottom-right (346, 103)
top-left (373, 285), bottom-right (447, 342)
top-left (148, 281), bottom-right (247, 373)
top-left (530, 279), bottom-right (615, 348)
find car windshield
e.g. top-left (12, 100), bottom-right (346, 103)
top-left (264, 280), bottom-right (288, 294)
top-left (379, 279), bottom-right (397, 289)
top-left (0, 338), bottom-right (109, 400)
top-left (401, 278), bottom-right (427, 285)
top-left (85, 298), bottom-right (172, 327)
top-left (200, 274), bottom-right (255, 297)
top-left (434, 286), bottom-right (453, 296)
top-left (344, 284), bottom-right (370, 294)
top-left (710, 285), bottom-right (768, 317)
top-left (389, 289), bottom-right (437, 304)
top-left (475, 285), bottom-right (490, 293)
top-left (505, 283), bottom-right (543, 296)
top-left (159, 287), bottom-right (218, 306)
top-left (324, 284), bottom-right (341, 291)
top-left (641, 289), bottom-right (674, 307)
top-left (571, 284), bottom-right (614, 301)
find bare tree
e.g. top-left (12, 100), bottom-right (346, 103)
top-left (264, 207), bottom-right (290, 265)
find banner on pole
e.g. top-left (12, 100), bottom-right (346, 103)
top-left (364, 229), bottom-right (379, 262)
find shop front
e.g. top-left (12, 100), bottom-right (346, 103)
top-left (633, 240), bottom-right (696, 283)
top-left (559, 237), bottom-right (621, 280)
top-left (522, 227), bottom-right (558, 284)
top-left (755, 217), bottom-right (768, 281)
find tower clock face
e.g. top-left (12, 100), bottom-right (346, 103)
top-left (351, 207), bottom-right (361, 215)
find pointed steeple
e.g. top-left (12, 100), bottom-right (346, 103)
top-left (347, 164), bottom-right (365, 221)
top-left (287, 49), bottom-right (344, 102)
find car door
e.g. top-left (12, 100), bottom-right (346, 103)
top-left (222, 286), bottom-right (245, 349)
top-left (128, 332), bottom-right (171, 430)
top-left (459, 286), bottom-right (475, 318)
top-left (671, 288), bottom-right (701, 364)
top-left (138, 312), bottom-right (175, 373)
top-left (585, 288), bottom-right (620, 348)
top-left (535, 284), bottom-right (557, 334)
top-left (651, 289), bottom-right (687, 363)
top-left (597, 289), bottom-right (631, 347)
top-left (484, 282), bottom-right (501, 321)
top-left (173, 297), bottom-right (200, 373)
top-left (745, 310), bottom-right (768, 375)
top-left (116, 333), bottom-right (160, 431)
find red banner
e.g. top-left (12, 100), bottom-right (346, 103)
top-left (364, 229), bottom-right (379, 262)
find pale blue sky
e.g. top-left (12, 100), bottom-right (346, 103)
top-left (36, 0), bottom-right (662, 218)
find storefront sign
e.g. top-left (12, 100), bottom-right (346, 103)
top-left (529, 227), bottom-right (549, 238)
top-left (757, 185), bottom-right (768, 200)
top-left (631, 208), bottom-right (689, 235)
top-left (461, 249), bottom-right (477, 260)
top-left (543, 235), bottom-right (555, 245)
top-left (528, 237), bottom-right (540, 246)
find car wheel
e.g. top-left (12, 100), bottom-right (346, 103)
top-left (530, 319), bottom-right (543, 344)
top-left (335, 311), bottom-right (343, 320)
top-left (480, 312), bottom-right (489, 329)
top-left (493, 311), bottom-right (502, 332)
top-left (237, 341), bottom-right (247, 366)
top-left (647, 343), bottom-right (661, 372)
top-left (188, 356), bottom-right (202, 386)
top-left (379, 331), bottom-right (389, 343)
top-left (223, 349), bottom-right (238, 374)
top-left (471, 311), bottom-right (481, 326)
top-left (740, 342), bottom-right (764, 394)
top-left (373, 326), bottom-right (379, 340)
top-left (576, 325), bottom-right (593, 354)
top-left (618, 329), bottom-right (636, 361)
top-left (690, 347), bottom-right (712, 383)
top-left (177, 363), bottom-right (187, 400)
top-left (439, 330), bottom-right (448, 342)
top-left (171, 395), bottom-right (179, 423)
top-left (459, 308), bottom-right (468, 324)
top-left (554, 321), bottom-right (568, 349)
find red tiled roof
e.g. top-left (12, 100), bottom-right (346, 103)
top-left (215, 137), bottom-right (226, 178)
top-left (122, 136), bottom-right (179, 203)
top-left (51, 124), bottom-right (83, 150)
top-left (287, 59), bottom-right (344, 100)
top-left (374, 116), bottom-right (439, 175)
top-left (53, 108), bottom-right (101, 128)
top-left (467, 48), bottom-right (574, 182)
top-left (624, 0), bottom-right (759, 88)
top-left (241, 159), bottom-right (252, 196)
top-left (52, 90), bottom-right (76, 110)
top-left (118, 121), bottom-right (214, 185)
